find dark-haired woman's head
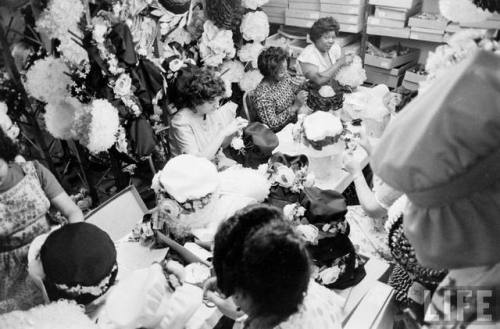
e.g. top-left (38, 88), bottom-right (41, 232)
top-left (310, 17), bottom-right (340, 53)
top-left (0, 127), bottom-right (19, 163)
top-left (213, 204), bottom-right (311, 326)
top-left (257, 47), bottom-right (289, 81)
top-left (171, 66), bottom-right (226, 114)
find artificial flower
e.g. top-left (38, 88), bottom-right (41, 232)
top-left (25, 56), bottom-right (71, 103)
top-left (318, 266), bottom-right (341, 285)
top-left (199, 20), bottom-right (236, 66)
top-left (72, 99), bottom-right (120, 153)
top-left (113, 73), bottom-right (133, 97)
top-left (240, 11), bottom-right (270, 42)
top-left (115, 125), bottom-right (128, 153)
top-left (239, 70), bottom-right (263, 92)
top-left (304, 173), bottom-right (315, 187)
top-left (92, 17), bottom-right (109, 44)
top-left (318, 85), bottom-right (335, 98)
top-left (58, 36), bottom-right (89, 66)
top-left (223, 79), bottom-right (233, 98)
top-left (274, 164), bottom-right (296, 188)
top-left (0, 102), bottom-right (19, 141)
top-left (220, 60), bottom-right (245, 83)
top-left (230, 136), bottom-right (245, 150)
top-left (238, 42), bottom-right (264, 68)
top-left (296, 224), bottom-right (319, 245)
top-left (36, 0), bottom-right (84, 41)
top-left (44, 97), bottom-right (82, 140)
top-left (439, 0), bottom-right (492, 23)
top-left (169, 58), bottom-right (184, 72)
top-left (242, 0), bottom-right (270, 10)
top-left (335, 56), bottom-right (366, 89)
top-left (283, 203), bottom-right (306, 221)
top-left (166, 26), bottom-right (193, 46)
top-left (184, 263), bottom-right (211, 285)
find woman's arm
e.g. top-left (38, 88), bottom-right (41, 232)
top-left (300, 61), bottom-right (345, 86)
top-left (255, 97), bottom-right (299, 131)
top-left (51, 193), bottom-right (84, 223)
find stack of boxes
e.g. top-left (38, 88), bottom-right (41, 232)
top-left (320, 0), bottom-right (366, 33)
top-left (262, 0), bottom-right (289, 24)
top-left (283, 0), bottom-right (366, 33)
top-left (366, 0), bottom-right (422, 38)
top-left (408, 13), bottom-right (449, 43)
top-left (364, 45), bottom-right (420, 88)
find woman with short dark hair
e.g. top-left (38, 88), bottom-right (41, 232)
top-left (206, 204), bottom-right (343, 329)
top-left (252, 47), bottom-right (309, 132)
top-left (298, 17), bottom-right (354, 86)
top-left (169, 65), bottom-right (247, 159)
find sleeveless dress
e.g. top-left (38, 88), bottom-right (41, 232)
top-left (0, 161), bottom-right (51, 312)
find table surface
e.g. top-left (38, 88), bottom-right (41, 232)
top-left (274, 123), bottom-right (371, 193)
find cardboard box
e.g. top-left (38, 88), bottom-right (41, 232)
top-left (320, 0), bottom-right (365, 5)
top-left (289, 0), bottom-right (319, 3)
top-left (285, 16), bottom-right (316, 28)
top-left (410, 30), bottom-right (444, 43)
top-left (374, 5), bottom-right (421, 20)
top-left (408, 15), bottom-right (449, 30)
top-left (286, 9), bottom-right (321, 20)
top-left (268, 15), bottom-right (286, 24)
top-left (320, 4), bottom-right (366, 15)
top-left (262, 6), bottom-right (287, 17)
top-left (289, 2), bottom-right (320, 10)
top-left (404, 68), bottom-right (427, 84)
top-left (369, 0), bottom-right (421, 9)
top-left (411, 26), bottom-right (445, 34)
top-left (368, 16), bottom-right (407, 28)
top-left (340, 22), bottom-right (364, 33)
top-left (365, 47), bottom-right (419, 69)
top-left (445, 23), bottom-right (462, 33)
top-left (365, 62), bottom-right (416, 88)
top-left (367, 25), bottom-right (411, 39)
top-left (402, 80), bottom-right (419, 91)
top-left (460, 19), bottom-right (500, 29)
top-left (320, 12), bottom-right (363, 24)
top-left (266, 0), bottom-right (289, 7)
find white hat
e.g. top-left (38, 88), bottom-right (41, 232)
top-left (303, 112), bottom-right (343, 142)
top-left (152, 154), bottom-right (219, 203)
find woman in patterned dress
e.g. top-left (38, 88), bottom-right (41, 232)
top-left (252, 47), bottom-right (310, 132)
top-left (205, 204), bottom-right (344, 329)
top-left (0, 129), bottom-right (83, 313)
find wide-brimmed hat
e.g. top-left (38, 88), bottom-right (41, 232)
top-left (152, 154), bottom-right (219, 203)
top-left (371, 50), bottom-right (500, 269)
top-left (159, 0), bottom-right (191, 14)
top-left (30, 223), bottom-right (118, 305)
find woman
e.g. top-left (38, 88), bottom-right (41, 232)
top-left (206, 204), bottom-right (344, 329)
top-left (297, 17), bottom-right (354, 86)
top-left (169, 66), bottom-right (247, 160)
top-left (252, 47), bottom-right (309, 132)
top-left (0, 129), bottom-right (83, 312)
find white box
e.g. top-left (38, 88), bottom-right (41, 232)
top-left (320, 4), bottom-right (366, 15)
top-left (285, 17), bottom-right (316, 28)
top-left (286, 9), bottom-right (321, 20)
top-left (321, 12), bottom-right (363, 24)
top-left (374, 5), bottom-right (421, 20)
top-left (266, 0), bottom-right (289, 7)
top-left (320, 0), bottom-right (365, 5)
top-left (368, 16), bottom-right (407, 28)
top-left (367, 25), bottom-right (411, 38)
top-left (262, 6), bottom-right (287, 17)
top-left (369, 0), bottom-right (421, 9)
top-left (411, 26), bottom-right (444, 35)
top-left (410, 30), bottom-right (444, 43)
top-left (289, 2), bottom-right (320, 10)
top-left (340, 22), bottom-right (363, 33)
top-left (268, 15), bottom-right (286, 24)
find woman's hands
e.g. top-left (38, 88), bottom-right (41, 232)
top-left (203, 277), bottom-right (244, 320)
top-left (293, 90), bottom-right (309, 109)
top-left (339, 53), bottom-right (355, 67)
top-left (342, 153), bottom-right (363, 179)
top-left (222, 117), bottom-right (248, 138)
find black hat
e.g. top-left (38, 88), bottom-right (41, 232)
top-left (41, 222), bottom-right (118, 305)
top-left (299, 187), bottom-right (347, 225)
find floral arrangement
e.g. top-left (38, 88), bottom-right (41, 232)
top-left (199, 20), bottom-right (236, 66)
top-left (44, 97), bottom-right (82, 140)
top-left (0, 102), bottom-right (20, 141)
top-left (262, 161), bottom-right (315, 193)
top-left (292, 112), bottom-right (345, 151)
top-left (239, 69), bottom-right (264, 92)
top-left (240, 11), bottom-right (270, 42)
top-left (335, 55), bottom-right (367, 89)
top-left (72, 99), bottom-right (120, 154)
top-left (283, 203), bottom-right (319, 245)
top-left (24, 56), bottom-right (71, 103)
top-left (439, 0), bottom-right (493, 23)
top-left (238, 42), bottom-right (264, 68)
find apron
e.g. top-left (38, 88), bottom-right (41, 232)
top-left (0, 161), bottom-right (51, 312)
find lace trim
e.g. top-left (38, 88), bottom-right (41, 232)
top-left (54, 264), bottom-right (117, 297)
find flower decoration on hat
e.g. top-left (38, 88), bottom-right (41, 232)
top-left (265, 154), bottom-right (315, 194)
top-left (334, 55), bottom-right (367, 90)
top-left (293, 112), bottom-right (345, 151)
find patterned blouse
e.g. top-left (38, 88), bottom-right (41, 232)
top-left (251, 76), bottom-right (304, 132)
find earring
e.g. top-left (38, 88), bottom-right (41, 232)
top-left (236, 307), bottom-right (241, 312)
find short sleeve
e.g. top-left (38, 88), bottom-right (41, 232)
top-left (33, 161), bottom-right (64, 200)
top-left (373, 175), bottom-right (404, 209)
top-left (330, 44), bottom-right (342, 62)
top-left (297, 45), bottom-right (321, 68)
top-left (169, 115), bottom-right (200, 157)
top-left (216, 101), bottom-right (237, 125)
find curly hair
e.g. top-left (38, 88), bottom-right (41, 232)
top-left (309, 17), bottom-right (340, 43)
top-left (257, 46), bottom-right (288, 79)
top-left (213, 204), bottom-right (311, 325)
top-left (0, 128), bottom-right (19, 162)
top-left (170, 65), bottom-right (226, 109)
